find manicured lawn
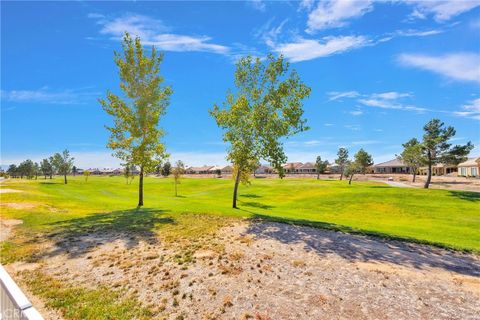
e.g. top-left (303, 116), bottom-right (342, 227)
top-left (1, 175), bottom-right (479, 253)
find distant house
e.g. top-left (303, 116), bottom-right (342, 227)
top-left (418, 163), bottom-right (457, 176)
top-left (283, 162), bottom-right (303, 173)
top-left (326, 164), bottom-right (341, 174)
top-left (255, 164), bottom-right (274, 175)
top-left (220, 165), bottom-right (233, 174)
top-left (186, 166), bottom-right (213, 174)
top-left (458, 157), bottom-right (480, 177)
top-left (373, 159), bottom-right (411, 174)
top-left (297, 162), bottom-right (316, 174)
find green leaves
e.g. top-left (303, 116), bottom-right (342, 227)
top-left (210, 54), bottom-right (311, 176)
top-left (100, 32), bottom-right (172, 174)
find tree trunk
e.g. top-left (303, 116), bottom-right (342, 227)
top-left (232, 168), bottom-right (241, 209)
top-left (349, 173), bottom-right (354, 185)
top-left (340, 170), bottom-right (343, 180)
top-left (50, 174), bottom-right (52, 179)
top-left (175, 180), bottom-right (178, 197)
top-left (317, 172), bottom-right (320, 180)
top-left (64, 174), bottom-right (67, 184)
top-left (424, 162), bottom-right (432, 189)
top-left (44, 175), bottom-right (47, 179)
top-left (412, 171), bottom-right (416, 183)
top-left (138, 166), bottom-right (144, 207)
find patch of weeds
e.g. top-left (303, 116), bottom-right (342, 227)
top-left (20, 270), bottom-right (152, 320)
top-left (292, 260), bottom-right (306, 268)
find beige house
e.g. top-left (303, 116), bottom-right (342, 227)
top-left (458, 157), bottom-right (480, 177)
top-left (418, 163), bottom-right (457, 176)
top-left (297, 162), bottom-right (316, 173)
top-left (186, 166), bottom-right (213, 174)
top-left (373, 159), bottom-right (411, 174)
top-left (255, 165), bottom-right (274, 175)
top-left (283, 162), bottom-right (303, 173)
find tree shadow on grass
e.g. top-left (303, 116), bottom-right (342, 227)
top-left (240, 201), bottom-right (275, 210)
top-left (239, 194), bottom-right (262, 199)
top-left (245, 214), bottom-right (480, 277)
top-left (44, 208), bottom-right (174, 258)
top-left (448, 190), bottom-right (480, 202)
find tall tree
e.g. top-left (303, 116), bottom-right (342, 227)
top-left (48, 156), bottom-right (55, 178)
top-left (398, 138), bottom-right (424, 182)
top-left (172, 160), bottom-right (185, 197)
top-left (210, 55), bottom-right (311, 208)
top-left (345, 149), bottom-right (373, 185)
top-left (161, 161), bottom-right (171, 177)
top-left (52, 150), bottom-right (74, 184)
top-left (421, 119), bottom-right (473, 189)
top-left (99, 33), bottom-right (172, 207)
top-left (315, 156), bottom-right (328, 180)
top-left (123, 164), bottom-right (135, 184)
top-left (335, 147), bottom-right (349, 180)
top-left (7, 164), bottom-right (18, 178)
top-left (83, 170), bottom-right (91, 182)
top-left (34, 162), bottom-right (40, 179)
top-left (40, 158), bottom-right (53, 179)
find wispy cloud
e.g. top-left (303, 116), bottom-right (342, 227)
top-left (329, 91), bottom-right (428, 113)
top-left (398, 52), bottom-right (480, 83)
top-left (305, 0), bottom-right (373, 33)
top-left (453, 98), bottom-right (480, 120)
top-left (270, 35), bottom-right (370, 62)
top-left (327, 91), bottom-right (360, 101)
top-left (89, 13), bottom-right (230, 55)
top-left (404, 0), bottom-right (480, 22)
top-left (247, 0), bottom-right (266, 12)
top-left (0, 87), bottom-right (98, 105)
top-left (349, 110), bottom-right (363, 116)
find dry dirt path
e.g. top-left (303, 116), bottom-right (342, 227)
top-left (8, 220), bottom-right (479, 320)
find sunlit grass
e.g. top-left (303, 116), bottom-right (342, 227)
top-left (1, 175), bottom-right (479, 254)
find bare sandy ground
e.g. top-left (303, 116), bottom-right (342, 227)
top-left (0, 218), bottom-right (23, 241)
top-left (7, 220), bottom-right (479, 320)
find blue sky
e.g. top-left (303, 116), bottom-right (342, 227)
top-left (1, 0), bottom-right (479, 168)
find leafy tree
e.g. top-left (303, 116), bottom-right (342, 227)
top-left (18, 160), bottom-right (35, 179)
top-left (421, 119), bottom-right (473, 188)
top-left (52, 150), bottom-right (74, 184)
top-left (83, 170), bottom-right (91, 182)
top-left (72, 166), bottom-right (77, 176)
top-left (210, 55), bottom-right (311, 208)
top-left (123, 164), bottom-right (136, 184)
top-left (34, 162), bottom-right (40, 179)
top-left (48, 156), bottom-right (55, 178)
top-left (335, 147), bottom-right (349, 180)
top-left (161, 161), bottom-right (171, 177)
top-left (315, 156), bottom-right (328, 179)
top-left (99, 33), bottom-right (172, 207)
top-left (398, 138), bottom-right (424, 182)
top-left (345, 149), bottom-right (373, 185)
top-left (40, 158), bottom-right (53, 179)
top-left (172, 160), bottom-right (185, 197)
top-left (7, 164), bottom-right (18, 178)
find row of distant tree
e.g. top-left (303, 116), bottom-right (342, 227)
top-left (7, 150), bottom-right (75, 184)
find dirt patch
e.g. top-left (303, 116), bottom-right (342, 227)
top-left (0, 188), bottom-right (23, 194)
top-left (8, 220), bottom-right (480, 319)
top-left (0, 219), bottom-right (23, 241)
top-left (1, 203), bottom-right (36, 209)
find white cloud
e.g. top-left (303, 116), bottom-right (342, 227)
top-left (349, 110), bottom-right (363, 116)
top-left (394, 28), bottom-right (444, 37)
top-left (405, 1), bottom-right (480, 22)
top-left (0, 87), bottom-right (98, 105)
top-left (398, 53), bottom-right (480, 83)
top-left (306, 0), bottom-right (373, 32)
top-left (248, 0), bottom-right (266, 12)
top-left (371, 92), bottom-right (412, 100)
top-left (327, 91), bottom-right (360, 101)
top-left (89, 13), bottom-right (229, 55)
top-left (271, 35), bottom-right (370, 62)
top-left (453, 98), bottom-right (480, 120)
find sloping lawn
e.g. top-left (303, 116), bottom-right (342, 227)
top-left (1, 175), bottom-right (479, 253)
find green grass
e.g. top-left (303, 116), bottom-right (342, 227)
top-left (1, 175), bottom-right (479, 255)
top-left (19, 270), bottom-right (152, 320)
